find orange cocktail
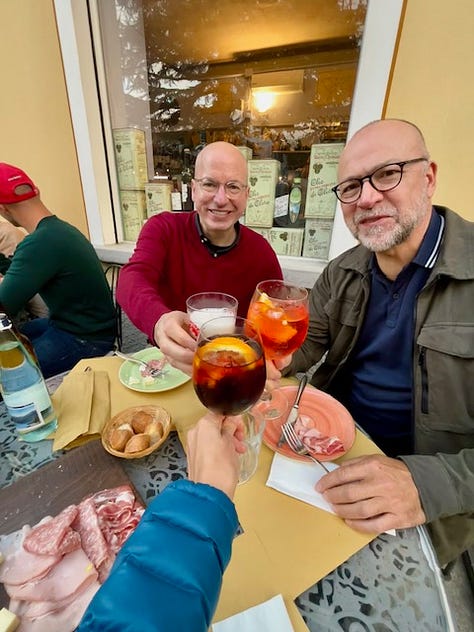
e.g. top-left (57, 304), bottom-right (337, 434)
top-left (247, 280), bottom-right (309, 360)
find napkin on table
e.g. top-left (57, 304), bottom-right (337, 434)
top-left (267, 453), bottom-right (396, 535)
top-left (51, 367), bottom-right (110, 451)
top-left (212, 594), bottom-right (294, 632)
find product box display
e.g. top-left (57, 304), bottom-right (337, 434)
top-left (145, 181), bottom-right (173, 217)
top-left (119, 189), bottom-right (147, 241)
top-left (304, 143), bottom-right (344, 218)
top-left (302, 218), bottom-right (334, 259)
top-left (245, 159), bottom-right (280, 228)
top-left (269, 227), bottom-right (304, 257)
top-left (113, 128), bottom-right (148, 190)
top-left (249, 227), bottom-right (272, 241)
top-left (236, 146), bottom-right (253, 160)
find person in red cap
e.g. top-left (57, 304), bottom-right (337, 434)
top-left (0, 163), bottom-right (117, 378)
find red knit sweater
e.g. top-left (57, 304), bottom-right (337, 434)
top-left (116, 212), bottom-right (283, 341)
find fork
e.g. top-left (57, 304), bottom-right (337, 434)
top-left (281, 421), bottom-right (330, 473)
top-left (114, 351), bottom-right (167, 378)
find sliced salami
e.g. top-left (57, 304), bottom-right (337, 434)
top-left (23, 505), bottom-right (78, 557)
top-left (73, 497), bottom-right (110, 572)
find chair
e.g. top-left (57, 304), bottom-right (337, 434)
top-left (104, 263), bottom-right (123, 351)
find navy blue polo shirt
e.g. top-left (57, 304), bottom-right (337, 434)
top-left (341, 209), bottom-right (445, 456)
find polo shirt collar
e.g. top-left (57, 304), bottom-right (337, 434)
top-left (194, 214), bottom-right (241, 258)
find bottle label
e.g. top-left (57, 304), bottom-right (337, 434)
top-left (3, 382), bottom-right (56, 434)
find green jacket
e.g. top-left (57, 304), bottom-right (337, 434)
top-left (290, 207), bottom-right (474, 566)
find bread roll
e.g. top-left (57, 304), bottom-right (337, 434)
top-left (109, 427), bottom-right (133, 452)
top-left (131, 411), bottom-right (154, 434)
top-left (124, 433), bottom-right (151, 453)
top-left (146, 420), bottom-right (163, 445)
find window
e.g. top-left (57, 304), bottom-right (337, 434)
top-left (54, 0), bottom-right (403, 287)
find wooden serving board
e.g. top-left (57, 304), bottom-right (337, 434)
top-left (0, 440), bottom-right (143, 609)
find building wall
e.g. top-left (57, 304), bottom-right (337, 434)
top-left (0, 0), bottom-right (472, 237)
top-left (385, 0), bottom-right (474, 220)
top-left (0, 0), bottom-right (88, 235)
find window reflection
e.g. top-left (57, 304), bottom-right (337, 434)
top-left (97, 0), bottom-right (367, 258)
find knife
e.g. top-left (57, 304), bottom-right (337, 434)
top-left (277, 374), bottom-right (308, 447)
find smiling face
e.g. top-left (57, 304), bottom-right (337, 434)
top-left (337, 120), bottom-right (437, 253)
top-left (191, 142), bottom-right (249, 246)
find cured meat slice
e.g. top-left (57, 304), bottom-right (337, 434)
top-left (23, 575), bottom-right (99, 619)
top-left (23, 505), bottom-right (78, 556)
top-left (294, 415), bottom-right (345, 456)
top-left (0, 528), bottom-right (61, 586)
top-left (15, 580), bottom-right (100, 632)
top-left (5, 547), bottom-right (98, 602)
top-left (73, 497), bottom-right (110, 572)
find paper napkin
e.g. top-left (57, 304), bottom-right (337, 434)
top-left (212, 594), bottom-right (294, 632)
top-left (267, 453), bottom-right (396, 535)
top-left (266, 452), bottom-right (339, 513)
top-left (51, 368), bottom-right (110, 451)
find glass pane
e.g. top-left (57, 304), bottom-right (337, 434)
top-left (96, 0), bottom-right (367, 259)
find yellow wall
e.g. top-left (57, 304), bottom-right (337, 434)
top-left (0, 0), bottom-right (88, 235)
top-left (386, 0), bottom-right (474, 220)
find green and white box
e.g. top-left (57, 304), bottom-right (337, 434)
top-left (113, 128), bottom-right (148, 190)
top-left (304, 143), bottom-right (344, 218)
top-left (236, 146), bottom-right (253, 161)
top-left (250, 227), bottom-right (272, 242)
top-left (269, 227), bottom-right (304, 257)
top-left (245, 159), bottom-right (280, 228)
top-left (145, 181), bottom-right (173, 217)
top-left (302, 218), bottom-right (334, 259)
top-left (119, 189), bottom-right (147, 241)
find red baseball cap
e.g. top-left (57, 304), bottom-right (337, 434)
top-left (0, 163), bottom-right (39, 204)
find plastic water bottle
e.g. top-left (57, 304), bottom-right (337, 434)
top-left (0, 313), bottom-right (57, 442)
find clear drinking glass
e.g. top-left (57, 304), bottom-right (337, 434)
top-left (192, 316), bottom-right (266, 484)
top-left (186, 292), bottom-right (238, 332)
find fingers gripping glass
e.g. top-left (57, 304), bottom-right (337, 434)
top-left (331, 157), bottom-right (428, 203)
top-left (194, 178), bottom-right (248, 198)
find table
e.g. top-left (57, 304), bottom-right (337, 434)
top-left (0, 372), bottom-right (456, 631)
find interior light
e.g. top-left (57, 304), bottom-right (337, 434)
top-left (252, 90), bottom-right (275, 113)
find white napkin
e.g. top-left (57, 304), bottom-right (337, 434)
top-left (212, 594), bottom-right (294, 631)
top-left (266, 452), bottom-right (339, 513)
top-left (266, 453), bottom-right (396, 535)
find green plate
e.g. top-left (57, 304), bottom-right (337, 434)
top-left (118, 347), bottom-right (190, 393)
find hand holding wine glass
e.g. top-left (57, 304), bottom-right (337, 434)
top-left (192, 316), bottom-right (267, 483)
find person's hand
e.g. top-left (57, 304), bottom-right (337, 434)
top-left (187, 413), bottom-right (246, 499)
top-left (264, 354), bottom-right (292, 392)
top-left (315, 454), bottom-right (426, 534)
top-left (153, 311), bottom-right (197, 375)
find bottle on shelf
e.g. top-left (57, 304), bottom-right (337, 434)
top-left (181, 148), bottom-right (194, 212)
top-left (273, 175), bottom-right (290, 227)
top-left (289, 176), bottom-right (303, 224)
top-left (0, 313), bottom-right (57, 442)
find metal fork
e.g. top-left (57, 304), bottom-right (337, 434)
top-left (281, 421), bottom-right (330, 473)
top-left (114, 351), bottom-right (167, 377)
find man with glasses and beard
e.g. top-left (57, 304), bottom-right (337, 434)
top-left (117, 141), bottom-right (282, 375)
top-left (276, 119), bottom-right (474, 568)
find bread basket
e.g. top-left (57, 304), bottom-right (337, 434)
top-left (101, 405), bottom-right (171, 459)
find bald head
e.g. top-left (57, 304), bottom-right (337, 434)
top-left (194, 142), bottom-right (248, 183)
top-left (338, 119), bottom-right (430, 180)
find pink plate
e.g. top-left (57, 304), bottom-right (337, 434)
top-left (263, 384), bottom-right (356, 462)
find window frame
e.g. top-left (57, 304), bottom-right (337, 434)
top-left (54, 0), bottom-right (404, 287)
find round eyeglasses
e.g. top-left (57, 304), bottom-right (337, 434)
top-left (194, 178), bottom-right (248, 198)
top-left (331, 157), bottom-right (428, 204)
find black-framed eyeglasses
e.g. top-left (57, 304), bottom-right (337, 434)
top-left (331, 157), bottom-right (429, 204)
top-left (194, 178), bottom-right (248, 198)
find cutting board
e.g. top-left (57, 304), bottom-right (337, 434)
top-left (0, 440), bottom-right (142, 609)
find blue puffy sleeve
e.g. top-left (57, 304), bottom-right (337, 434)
top-left (78, 479), bottom-right (239, 631)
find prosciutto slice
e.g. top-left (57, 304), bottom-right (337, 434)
top-left (0, 527), bottom-right (61, 586)
top-left (294, 415), bottom-right (345, 456)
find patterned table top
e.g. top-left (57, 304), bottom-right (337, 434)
top-left (0, 373), bottom-right (454, 631)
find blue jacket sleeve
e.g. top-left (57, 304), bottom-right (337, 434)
top-left (78, 479), bottom-right (239, 632)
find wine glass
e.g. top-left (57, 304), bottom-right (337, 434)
top-left (186, 292), bottom-right (238, 333)
top-left (247, 279), bottom-right (309, 418)
top-left (192, 316), bottom-right (266, 484)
